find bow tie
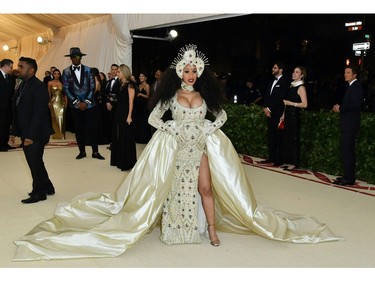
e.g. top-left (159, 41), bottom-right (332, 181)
top-left (274, 77), bottom-right (278, 81)
top-left (73, 66), bottom-right (80, 71)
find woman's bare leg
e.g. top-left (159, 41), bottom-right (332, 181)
top-left (198, 153), bottom-right (220, 246)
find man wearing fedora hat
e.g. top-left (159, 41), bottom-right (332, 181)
top-left (62, 47), bottom-right (105, 160)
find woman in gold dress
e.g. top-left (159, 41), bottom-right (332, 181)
top-left (13, 45), bottom-right (342, 261)
top-left (48, 69), bottom-right (67, 139)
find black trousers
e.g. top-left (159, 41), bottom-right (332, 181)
top-left (0, 107), bottom-right (10, 148)
top-left (71, 107), bottom-right (99, 153)
top-left (22, 136), bottom-right (53, 196)
top-left (341, 129), bottom-right (358, 182)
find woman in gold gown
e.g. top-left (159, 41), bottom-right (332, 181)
top-left (13, 45), bottom-right (342, 261)
top-left (48, 69), bottom-right (67, 139)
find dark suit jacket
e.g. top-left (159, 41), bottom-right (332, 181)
top-left (340, 80), bottom-right (364, 131)
top-left (103, 77), bottom-right (120, 104)
top-left (264, 75), bottom-right (290, 119)
top-left (43, 75), bottom-right (53, 86)
top-left (62, 64), bottom-right (95, 109)
top-left (10, 76), bottom-right (54, 140)
top-left (0, 73), bottom-right (14, 110)
top-left (150, 80), bottom-right (160, 99)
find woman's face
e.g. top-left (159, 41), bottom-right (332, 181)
top-left (139, 73), bottom-right (147, 82)
top-left (292, 67), bottom-right (303, 81)
top-left (53, 71), bottom-right (61, 80)
top-left (182, 64), bottom-right (197, 86)
top-left (117, 69), bottom-right (123, 80)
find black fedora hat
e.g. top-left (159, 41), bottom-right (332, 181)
top-left (64, 47), bottom-right (86, 57)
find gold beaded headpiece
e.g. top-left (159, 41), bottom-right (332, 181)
top-left (170, 44), bottom-right (209, 78)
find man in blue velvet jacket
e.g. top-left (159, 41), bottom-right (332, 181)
top-left (62, 47), bottom-right (105, 160)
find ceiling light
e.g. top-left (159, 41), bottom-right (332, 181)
top-left (37, 36), bottom-right (51, 45)
top-left (2, 44), bottom-right (18, 53)
top-left (166, 30), bottom-right (178, 41)
top-left (131, 29), bottom-right (178, 42)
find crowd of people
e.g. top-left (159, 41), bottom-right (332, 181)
top-left (1, 45), bottom-right (366, 205)
top-left (10, 45), bottom-right (343, 262)
top-left (1, 48), bottom-right (166, 205)
top-left (258, 61), bottom-right (363, 188)
top-left (0, 43), bottom-right (367, 263)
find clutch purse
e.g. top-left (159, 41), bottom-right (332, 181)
top-left (278, 120), bottom-right (285, 129)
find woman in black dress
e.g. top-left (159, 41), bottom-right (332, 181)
top-left (134, 72), bottom-right (152, 143)
top-left (280, 66), bottom-right (308, 170)
top-left (110, 64), bottom-right (137, 171)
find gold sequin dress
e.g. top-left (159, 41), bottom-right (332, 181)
top-left (50, 86), bottom-right (66, 139)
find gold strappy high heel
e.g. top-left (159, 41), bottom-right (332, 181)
top-left (208, 224), bottom-right (221, 247)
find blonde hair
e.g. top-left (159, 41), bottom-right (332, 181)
top-left (119, 64), bottom-right (132, 86)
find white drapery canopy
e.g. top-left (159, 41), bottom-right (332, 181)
top-left (0, 14), bottom-right (225, 78)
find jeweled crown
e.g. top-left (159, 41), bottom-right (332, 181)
top-left (170, 44), bottom-right (209, 78)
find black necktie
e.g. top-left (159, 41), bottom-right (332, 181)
top-left (73, 66), bottom-right (80, 71)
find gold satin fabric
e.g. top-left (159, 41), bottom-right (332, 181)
top-left (50, 86), bottom-right (66, 140)
top-left (13, 130), bottom-right (342, 261)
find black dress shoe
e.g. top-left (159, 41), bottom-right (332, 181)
top-left (333, 179), bottom-right (355, 186)
top-left (336, 176), bottom-right (343, 181)
top-left (76, 152), bottom-right (87, 159)
top-left (28, 189), bottom-right (55, 196)
top-left (92, 152), bottom-right (105, 160)
top-left (272, 162), bottom-right (283, 167)
top-left (21, 194), bottom-right (47, 204)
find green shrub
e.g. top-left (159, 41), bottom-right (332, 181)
top-left (222, 103), bottom-right (375, 184)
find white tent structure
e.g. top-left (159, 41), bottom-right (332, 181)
top-left (0, 14), bottom-right (231, 78)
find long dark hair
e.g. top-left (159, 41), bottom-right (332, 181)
top-left (148, 66), bottom-right (227, 113)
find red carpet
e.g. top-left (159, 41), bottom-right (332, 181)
top-left (241, 155), bottom-right (375, 197)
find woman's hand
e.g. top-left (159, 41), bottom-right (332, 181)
top-left (23, 138), bottom-right (33, 146)
top-left (106, 102), bottom-right (112, 111)
top-left (78, 102), bottom-right (87, 111)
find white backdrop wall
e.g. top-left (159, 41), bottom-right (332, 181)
top-left (37, 14), bottom-right (132, 78)
top-left (0, 14), bottom-right (132, 78)
top-left (0, 14), bottom-right (222, 79)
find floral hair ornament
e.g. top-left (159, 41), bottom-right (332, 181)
top-left (170, 44), bottom-right (209, 78)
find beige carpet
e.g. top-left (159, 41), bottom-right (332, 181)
top-left (1, 133), bottom-right (375, 276)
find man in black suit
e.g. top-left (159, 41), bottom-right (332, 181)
top-left (332, 65), bottom-right (364, 186)
top-left (102, 63), bottom-right (120, 144)
top-left (0, 59), bottom-right (15, 151)
top-left (43, 66), bottom-right (56, 85)
top-left (9, 57), bottom-right (55, 204)
top-left (150, 69), bottom-right (163, 97)
top-left (261, 61), bottom-right (290, 166)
